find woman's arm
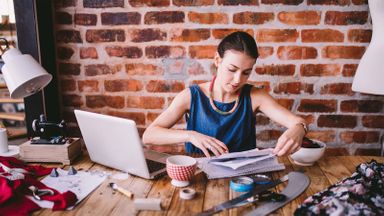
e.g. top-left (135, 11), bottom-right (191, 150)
top-left (142, 88), bottom-right (228, 157)
top-left (142, 88), bottom-right (192, 145)
top-left (251, 88), bottom-right (307, 156)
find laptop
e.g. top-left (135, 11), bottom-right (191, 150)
top-left (74, 109), bottom-right (168, 179)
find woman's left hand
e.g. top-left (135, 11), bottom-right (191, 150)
top-left (273, 124), bottom-right (306, 156)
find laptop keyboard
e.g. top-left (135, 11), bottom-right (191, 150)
top-left (146, 159), bottom-right (166, 173)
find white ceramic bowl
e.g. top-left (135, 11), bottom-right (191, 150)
top-left (290, 139), bottom-right (326, 166)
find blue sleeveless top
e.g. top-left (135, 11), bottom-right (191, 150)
top-left (185, 84), bottom-right (256, 153)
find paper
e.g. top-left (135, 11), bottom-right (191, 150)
top-left (196, 149), bottom-right (285, 179)
top-left (28, 168), bottom-right (108, 209)
top-left (210, 154), bottom-right (274, 170)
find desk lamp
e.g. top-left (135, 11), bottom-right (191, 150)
top-left (0, 37), bottom-right (52, 157)
top-left (351, 0), bottom-right (384, 156)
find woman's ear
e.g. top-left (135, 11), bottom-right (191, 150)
top-left (214, 52), bottom-right (221, 68)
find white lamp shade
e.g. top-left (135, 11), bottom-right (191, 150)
top-left (352, 0), bottom-right (384, 95)
top-left (1, 48), bottom-right (52, 98)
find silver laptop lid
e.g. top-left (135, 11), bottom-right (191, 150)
top-left (74, 110), bottom-right (151, 179)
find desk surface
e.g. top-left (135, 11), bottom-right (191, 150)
top-left (32, 154), bottom-right (384, 216)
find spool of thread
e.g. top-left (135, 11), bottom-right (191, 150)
top-left (230, 176), bottom-right (254, 192)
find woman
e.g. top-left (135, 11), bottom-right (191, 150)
top-left (143, 31), bottom-right (307, 157)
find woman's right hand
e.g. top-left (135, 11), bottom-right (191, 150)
top-left (187, 131), bottom-right (229, 157)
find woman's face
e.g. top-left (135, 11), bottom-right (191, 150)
top-left (214, 49), bottom-right (256, 93)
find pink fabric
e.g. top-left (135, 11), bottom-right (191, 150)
top-left (0, 156), bottom-right (78, 216)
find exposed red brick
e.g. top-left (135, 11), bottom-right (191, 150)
top-left (74, 13), bottom-right (97, 26)
top-left (104, 79), bottom-right (143, 92)
top-left (256, 29), bottom-right (299, 42)
top-left (256, 114), bottom-right (270, 125)
top-left (218, 0), bottom-right (258, 5)
top-left (129, 0), bottom-right (170, 7)
top-left (56, 12), bottom-right (72, 24)
top-left (127, 96), bottom-right (165, 109)
top-left (107, 110), bottom-right (146, 125)
top-left (320, 83), bottom-right (354, 95)
top-left (61, 79), bottom-right (76, 92)
top-left (147, 112), bottom-right (161, 123)
top-left (277, 46), bottom-right (317, 60)
top-left (340, 131), bottom-right (380, 144)
top-left (145, 46), bottom-right (185, 58)
top-left (233, 12), bottom-right (274, 24)
top-left (341, 100), bottom-right (383, 113)
top-left (56, 30), bottom-right (82, 43)
top-left (173, 0), bottom-right (214, 6)
top-left (58, 63), bottom-right (81, 75)
top-left (342, 64), bottom-right (358, 77)
top-left (248, 81), bottom-right (271, 92)
top-left (86, 29), bottom-right (125, 43)
top-left (101, 12), bottom-right (140, 25)
top-left (278, 11), bottom-right (320, 25)
top-left (83, 0), bottom-right (124, 8)
top-left (57, 46), bottom-right (74, 60)
top-left (62, 94), bottom-right (83, 106)
top-left (188, 12), bottom-right (228, 24)
top-left (258, 47), bottom-right (273, 59)
top-left (351, 0), bottom-right (367, 5)
top-left (274, 82), bottom-right (313, 94)
top-left (276, 98), bottom-right (294, 110)
top-left (362, 116), bottom-right (384, 128)
top-left (297, 114), bottom-right (315, 125)
top-left (146, 80), bottom-right (185, 93)
top-left (188, 61), bottom-right (206, 75)
top-left (86, 95), bottom-right (125, 109)
top-left (301, 29), bottom-right (344, 42)
top-left (105, 46), bottom-right (142, 58)
top-left (256, 64), bottom-right (295, 76)
top-left (257, 130), bottom-right (283, 141)
top-left (298, 99), bottom-right (337, 113)
top-left (261, 0), bottom-right (303, 5)
top-left (78, 80), bottom-right (99, 92)
top-left (308, 0), bottom-right (350, 5)
top-left (300, 64), bottom-right (341, 76)
top-left (189, 45), bottom-right (216, 59)
top-left (170, 29), bottom-right (210, 42)
top-left (128, 28), bottom-right (167, 43)
top-left (80, 47), bottom-right (98, 59)
top-left (212, 29), bottom-right (254, 39)
top-left (306, 130), bottom-right (336, 143)
top-left (325, 11), bottom-right (368, 25)
top-left (347, 29), bottom-right (372, 42)
top-left (85, 64), bottom-right (121, 76)
top-left (190, 80), bottom-right (208, 86)
top-left (322, 46), bottom-right (365, 59)
top-left (144, 11), bottom-right (184, 24)
top-left (125, 63), bottom-right (163, 76)
top-left (318, 115), bottom-right (357, 128)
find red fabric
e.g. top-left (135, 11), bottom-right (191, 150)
top-left (0, 156), bottom-right (78, 216)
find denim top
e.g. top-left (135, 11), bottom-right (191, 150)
top-left (185, 84), bottom-right (256, 153)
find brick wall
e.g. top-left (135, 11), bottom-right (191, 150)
top-left (53, 0), bottom-right (383, 154)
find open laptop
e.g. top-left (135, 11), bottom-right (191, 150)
top-left (74, 110), bottom-right (168, 179)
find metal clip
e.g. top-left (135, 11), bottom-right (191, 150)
top-left (28, 185), bottom-right (54, 200)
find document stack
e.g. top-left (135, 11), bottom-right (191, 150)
top-left (196, 149), bottom-right (285, 179)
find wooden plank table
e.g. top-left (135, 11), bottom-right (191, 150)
top-left (32, 154), bottom-right (384, 216)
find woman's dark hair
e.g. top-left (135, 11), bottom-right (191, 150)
top-left (217, 31), bottom-right (259, 59)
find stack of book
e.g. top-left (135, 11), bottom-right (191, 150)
top-left (196, 149), bottom-right (285, 179)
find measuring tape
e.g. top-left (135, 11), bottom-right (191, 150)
top-left (230, 177), bottom-right (254, 192)
top-left (230, 175), bottom-right (272, 192)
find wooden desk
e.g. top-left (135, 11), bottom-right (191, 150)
top-left (32, 154), bottom-right (384, 216)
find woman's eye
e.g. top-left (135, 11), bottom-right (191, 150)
top-left (228, 69), bottom-right (237, 72)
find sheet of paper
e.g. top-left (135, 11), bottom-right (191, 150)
top-left (196, 149), bottom-right (285, 179)
top-left (210, 154), bottom-right (274, 170)
top-left (28, 168), bottom-right (108, 209)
